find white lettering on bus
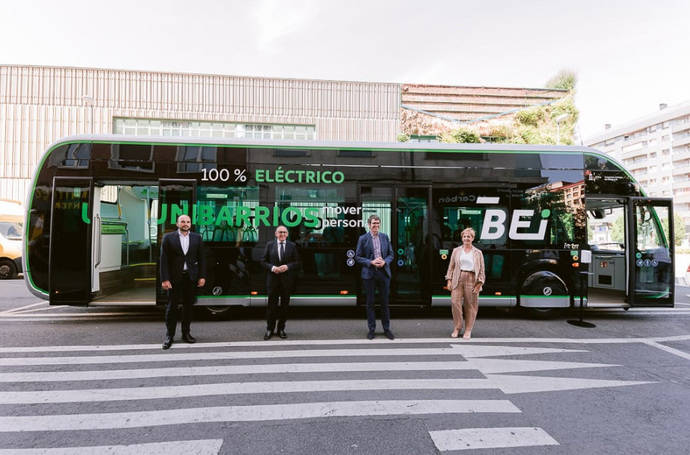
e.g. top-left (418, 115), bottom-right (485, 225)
top-left (480, 209), bottom-right (549, 241)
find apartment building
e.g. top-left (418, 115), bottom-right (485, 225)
top-left (585, 101), bottom-right (690, 230)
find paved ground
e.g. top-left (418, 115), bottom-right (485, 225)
top-left (1, 279), bottom-right (689, 454)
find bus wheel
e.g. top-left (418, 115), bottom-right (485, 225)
top-left (0, 260), bottom-right (17, 280)
top-left (205, 305), bottom-right (233, 319)
top-left (204, 284), bottom-right (233, 319)
top-left (519, 271), bottom-right (568, 319)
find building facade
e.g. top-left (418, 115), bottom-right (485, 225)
top-left (1, 64), bottom-right (570, 203)
top-left (585, 102), bottom-right (690, 229)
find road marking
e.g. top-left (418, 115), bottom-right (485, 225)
top-left (0, 358), bottom-right (613, 383)
top-left (0, 311), bottom-right (157, 318)
top-left (449, 345), bottom-right (586, 358)
top-left (641, 340), bottom-right (690, 361)
top-left (0, 379), bottom-right (499, 404)
top-left (0, 346), bottom-right (583, 366)
top-left (0, 439), bottom-right (224, 454)
top-left (0, 400), bottom-right (521, 432)
top-left (485, 374), bottom-right (652, 394)
top-left (1, 335), bottom-right (690, 353)
top-left (0, 301), bottom-right (47, 314)
top-left (6, 305), bottom-right (68, 314)
top-left (429, 427), bottom-right (559, 451)
top-left (0, 373), bottom-right (652, 404)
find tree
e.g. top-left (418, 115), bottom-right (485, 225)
top-left (545, 70), bottom-right (577, 91)
top-left (434, 69), bottom-right (579, 146)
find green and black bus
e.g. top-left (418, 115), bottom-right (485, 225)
top-left (24, 136), bottom-right (675, 314)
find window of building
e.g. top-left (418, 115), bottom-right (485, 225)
top-left (113, 118), bottom-right (316, 141)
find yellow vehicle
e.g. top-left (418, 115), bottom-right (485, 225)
top-left (0, 200), bottom-right (24, 279)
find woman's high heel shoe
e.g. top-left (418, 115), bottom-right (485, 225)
top-left (450, 330), bottom-right (459, 338)
top-left (462, 331), bottom-right (471, 340)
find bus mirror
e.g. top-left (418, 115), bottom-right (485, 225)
top-left (590, 209), bottom-right (605, 219)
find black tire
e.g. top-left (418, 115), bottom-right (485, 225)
top-left (204, 305), bottom-right (234, 319)
top-left (0, 259), bottom-right (17, 280)
top-left (520, 271), bottom-right (569, 319)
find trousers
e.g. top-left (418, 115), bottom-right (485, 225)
top-left (450, 271), bottom-right (478, 332)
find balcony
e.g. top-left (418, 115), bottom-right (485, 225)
top-left (671, 163), bottom-right (690, 175)
top-left (672, 179), bottom-right (690, 190)
top-left (671, 122), bottom-right (690, 134)
top-left (672, 192), bottom-right (690, 203)
top-left (672, 135), bottom-right (690, 148)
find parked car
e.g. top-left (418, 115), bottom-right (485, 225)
top-left (0, 200), bottom-right (24, 279)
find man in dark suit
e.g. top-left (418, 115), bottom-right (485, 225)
top-left (160, 214), bottom-right (206, 350)
top-left (355, 214), bottom-right (395, 340)
top-left (261, 225), bottom-right (300, 340)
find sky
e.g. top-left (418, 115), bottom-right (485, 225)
top-left (2, 0), bottom-right (689, 139)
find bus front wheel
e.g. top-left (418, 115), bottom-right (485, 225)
top-left (519, 271), bottom-right (568, 318)
top-left (0, 259), bottom-right (17, 280)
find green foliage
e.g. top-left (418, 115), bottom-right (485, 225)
top-left (397, 133), bottom-right (410, 142)
top-left (611, 216), bottom-right (624, 244)
top-left (546, 70), bottom-right (577, 91)
top-left (660, 214), bottom-right (686, 246)
top-left (675, 214), bottom-right (686, 246)
top-left (515, 107), bottom-right (545, 127)
top-left (439, 128), bottom-right (481, 144)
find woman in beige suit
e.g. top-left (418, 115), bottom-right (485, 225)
top-left (445, 227), bottom-right (485, 339)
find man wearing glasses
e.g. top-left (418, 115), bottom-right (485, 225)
top-left (355, 214), bottom-right (395, 340)
top-left (261, 225), bottom-right (301, 340)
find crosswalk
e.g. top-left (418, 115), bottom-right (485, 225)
top-left (0, 339), bottom-right (653, 453)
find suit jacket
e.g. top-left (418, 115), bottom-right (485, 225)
top-left (160, 230), bottom-right (206, 284)
top-left (261, 240), bottom-right (301, 287)
top-left (445, 245), bottom-right (485, 292)
top-left (355, 232), bottom-right (394, 279)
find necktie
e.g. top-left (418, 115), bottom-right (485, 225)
top-left (280, 242), bottom-right (285, 262)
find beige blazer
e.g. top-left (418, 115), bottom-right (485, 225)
top-left (445, 245), bottom-right (486, 292)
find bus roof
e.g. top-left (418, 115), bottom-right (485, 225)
top-left (47, 134), bottom-right (604, 155)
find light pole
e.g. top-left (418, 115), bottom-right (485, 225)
top-left (555, 113), bottom-right (568, 145)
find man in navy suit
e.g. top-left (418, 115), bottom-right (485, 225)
top-left (261, 225), bottom-right (301, 340)
top-left (160, 214), bottom-right (206, 350)
top-left (355, 214), bottom-right (395, 340)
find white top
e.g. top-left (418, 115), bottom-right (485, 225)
top-left (459, 248), bottom-right (474, 271)
top-left (178, 230), bottom-right (190, 270)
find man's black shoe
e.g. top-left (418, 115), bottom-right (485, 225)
top-left (384, 330), bottom-right (395, 340)
top-left (181, 334), bottom-right (196, 343)
top-left (367, 331), bottom-right (375, 340)
top-left (264, 330), bottom-right (273, 340)
top-left (278, 329), bottom-right (287, 339)
top-left (162, 337), bottom-right (173, 350)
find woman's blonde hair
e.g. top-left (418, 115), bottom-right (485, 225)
top-left (461, 227), bottom-right (476, 240)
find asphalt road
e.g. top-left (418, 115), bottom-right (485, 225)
top-left (1, 279), bottom-right (689, 454)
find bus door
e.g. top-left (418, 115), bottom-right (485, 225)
top-left (586, 198), bottom-right (628, 305)
top-left (628, 198), bottom-right (674, 307)
top-left (90, 184), bottom-right (158, 304)
top-left (156, 179), bottom-right (197, 304)
top-left (360, 185), bottom-right (430, 305)
top-left (49, 177), bottom-right (93, 305)
top-left (393, 186), bottom-right (430, 304)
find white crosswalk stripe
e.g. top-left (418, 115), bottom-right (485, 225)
top-left (0, 339), bottom-right (651, 452)
top-left (0, 440), bottom-right (224, 455)
top-left (430, 427), bottom-right (559, 451)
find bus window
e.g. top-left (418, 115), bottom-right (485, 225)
top-left (196, 186), bottom-right (259, 244)
top-left (271, 185), bottom-right (358, 284)
top-left (440, 206), bottom-right (508, 249)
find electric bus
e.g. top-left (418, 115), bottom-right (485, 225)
top-left (24, 136), bottom-right (675, 314)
